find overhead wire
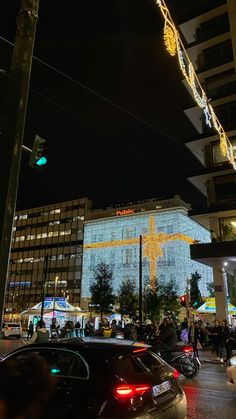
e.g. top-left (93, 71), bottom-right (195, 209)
top-left (0, 34), bottom-right (203, 158)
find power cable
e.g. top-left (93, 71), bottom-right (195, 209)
top-left (0, 34), bottom-right (203, 157)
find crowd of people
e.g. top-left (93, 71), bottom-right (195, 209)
top-left (24, 315), bottom-right (235, 364)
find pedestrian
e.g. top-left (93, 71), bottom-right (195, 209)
top-left (0, 352), bottom-right (55, 419)
top-left (27, 320), bottom-right (34, 339)
top-left (75, 320), bottom-right (81, 337)
top-left (188, 321), bottom-right (200, 358)
top-left (155, 317), bottom-right (178, 354)
top-left (24, 320), bottom-right (49, 344)
top-left (210, 319), bottom-right (224, 362)
top-left (221, 319), bottom-right (233, 362)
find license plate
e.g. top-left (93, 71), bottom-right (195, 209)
top-left (152, 380), bottom-right (171, 397)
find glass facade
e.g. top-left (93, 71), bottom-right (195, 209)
top-left (7, 198), bottom-right (89, 315)
top-left (82, 209), bottom-right (213, 298)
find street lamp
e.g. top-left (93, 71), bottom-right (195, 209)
top-left (52, 276), bottom-right (59, 319)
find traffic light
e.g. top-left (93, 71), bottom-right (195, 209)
top-left (179, 295), bottom-right (186, 307)
top-left (29, 135), bottom-right (47, 168)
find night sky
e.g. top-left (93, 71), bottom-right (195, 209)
top-left (0, 0), bottom-right (206, 211)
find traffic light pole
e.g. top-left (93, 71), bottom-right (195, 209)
top-left (0, 0), bottom-right (40, 328)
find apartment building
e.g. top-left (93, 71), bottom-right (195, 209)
top-left (176, 0), bottom-right (236, 319)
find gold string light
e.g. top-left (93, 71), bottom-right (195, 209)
top-left (156, 0), bottom-right (236, 169)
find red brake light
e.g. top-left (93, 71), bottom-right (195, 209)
top-left (132, 348), bottom-right (147, 354)
top-left (115, 384), bottom-right (150, 399)
top-left (172, 369), bottom-right (179, 380)
top-left (182, 346), bottom-right (192, 353)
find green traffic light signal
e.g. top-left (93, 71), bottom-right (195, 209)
top-left (29, 135), bottom-right (47, 168)
top-left (36, 156), bottom-right (47, 166)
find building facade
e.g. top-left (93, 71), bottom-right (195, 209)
top-left (176, 0), bottom-right (236, 319)
top-left (81, 195), bottom-right (213, 305)
top-left (6, 198), bottom-right (91, 317)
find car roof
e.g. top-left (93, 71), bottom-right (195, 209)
top-left (5, 337), bottom-right (151, 358)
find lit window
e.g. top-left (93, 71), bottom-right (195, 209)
top-left (26, 235), bottom-right (35, 240)
top-left (60, 230), bottom-right (71, 236)
top-left (49, 221), bottom-right (60, 225)
top-left (19, 214), bottom-right (28, 220)
top-left (50, 209), bottom-right (61, 214)
top-left (15, 236), bottom-right (25, 242)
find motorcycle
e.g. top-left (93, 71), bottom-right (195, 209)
top-left (146, 336), bottom-right (199, 378)
top-left (160, 344), bottom-right (199, 378)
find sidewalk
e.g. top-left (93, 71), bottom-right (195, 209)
top-left (198, 348), bottom-right (236, 364)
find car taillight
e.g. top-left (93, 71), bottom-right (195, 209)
top-left (132, 348), bottom-right (147, 354)
top-left (172, 369), bottom-right (179, 380)
top-left (115, 384), bottom-right (150, 399)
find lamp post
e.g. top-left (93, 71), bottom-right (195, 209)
top-left (139, 235), bottom-right (143, 325)
top-left (40, 254), bottom-right (49, 322)
top-left (52, 276), bottom-right (59, 320)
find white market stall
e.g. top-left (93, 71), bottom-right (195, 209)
top-left (20, 297), bottom-right (88, 331)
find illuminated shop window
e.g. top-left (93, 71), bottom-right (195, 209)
top-left (49, 221), bottom-right (60, 225)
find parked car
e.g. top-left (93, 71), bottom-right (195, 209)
top-left (0, 337), bottom-right (187, 418)
top-left (1, 322), bottom-right (22, 339)
top-left (227, 355), bottom-right (236, 388)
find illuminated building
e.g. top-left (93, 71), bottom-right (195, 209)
top-left (169, 0), bottom-right (236, 319)
top-left (6, 198), bottom-right (91, 317)
top-left (81, 195), bottom-right (213, 304)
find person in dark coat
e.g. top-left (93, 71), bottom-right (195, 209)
top-left (188, 321), bottom-right (200, 358)
top-left (27, 321), bottom-right (34, 339)
top-left (210, 319), bottom-right (224, 361)
top-left (221, 319), bottom-right (232, 361)
top-left (156, 318), bottom-right (177, 354)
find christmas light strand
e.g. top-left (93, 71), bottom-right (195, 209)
top-left (156, 0), bottom-right (236, 169)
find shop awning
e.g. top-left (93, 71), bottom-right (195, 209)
top-left (196, 298), bottom-right (236, 314)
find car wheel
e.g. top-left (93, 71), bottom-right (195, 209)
top-left (1, 332), bottom-right (5, 339)
top-left (16, 335), bottom-right (21, 339)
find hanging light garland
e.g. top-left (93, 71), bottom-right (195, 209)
top-left (156, 0), bottom-right (236, 170)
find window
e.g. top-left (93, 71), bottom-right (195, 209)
top-left (212, 138), bottom-right (236, 165)
top-left (50, 209), bottom-right (61, 214)
top-left (200, 39), bottom-right (233, 71)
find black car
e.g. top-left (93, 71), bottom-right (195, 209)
top-left (1, 337), bottom-right (187, 418)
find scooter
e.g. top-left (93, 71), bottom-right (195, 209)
top-left (160, 344), bottom-right (199, 378)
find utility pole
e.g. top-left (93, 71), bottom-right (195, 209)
top-left (139, 235), bottom-right (143, 325)
top-left (0, 0), bottom-right (40, 328)
top-left (186, 278), bottom-right (191, 327)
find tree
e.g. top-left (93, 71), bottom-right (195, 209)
top-left (227, 272), bottom-right (236, 306)
top-left (90, 262), bottom-right (115, 322)
top-left (117, 278), bottom-right (138, 318)
top-left (189, 271), bottom-right (203, 308)
top-left (159, 278), bottom-right (181, 319)
top-left (206, 281), bottom-right (215, 297)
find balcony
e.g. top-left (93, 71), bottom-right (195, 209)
top-left (190, 240), bottom-right (236, 270)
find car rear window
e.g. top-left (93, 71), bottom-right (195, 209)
top-left (116, 350), bottom-right (163, 378)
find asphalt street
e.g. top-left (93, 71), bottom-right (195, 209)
top-left (1, 339), bottom-right (236, 418)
